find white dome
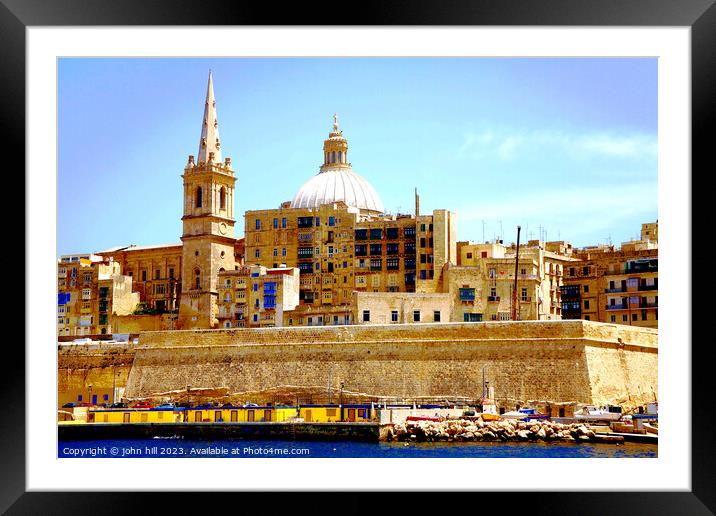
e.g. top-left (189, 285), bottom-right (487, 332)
top-left (290, 166), bottom-right (384, 213)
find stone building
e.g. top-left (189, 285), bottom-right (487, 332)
top-left (352, 291), bottom-right (452, 325)
top-left (216, 265), bottom-right (300, 328)
top-left (560, 226), bottom-right (658, 329)
top-left (57, 256), bottom-right (139, 336)
top-left (446, 240), bottom-right (577, 322)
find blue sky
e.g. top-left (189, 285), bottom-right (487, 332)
top-left (58, 58), bottom-right (657, 255)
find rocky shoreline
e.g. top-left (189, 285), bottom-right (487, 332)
top-left (385, 418), bottom-right (624, 444)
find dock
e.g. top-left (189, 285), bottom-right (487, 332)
top-left (58, 421), bottom-right (381, 442)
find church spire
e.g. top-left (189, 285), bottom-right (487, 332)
top-left (197, 70), bottom-right (222, 165)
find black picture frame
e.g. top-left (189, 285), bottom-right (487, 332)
top-left (6, 0), bottom-right (711, 513)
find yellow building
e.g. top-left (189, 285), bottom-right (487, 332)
top-left (446, 240), bottom-right (576, 322)
top-left (96, 243), bottom-right (182, 314)
top-left (90, 408), bottom-right (183, 423)
top-left (352, 291), bottom-right (452, 324)
top-left (561, 230), bottom-right (658, 328)
top-left (58, 257), bottom-right (139, 336)
top-left (299, 404), bottom-right (375, 423)
top-left (185, 406), bottom-right (296, 423)
top-left (217, 265), bottom-right (300, 328)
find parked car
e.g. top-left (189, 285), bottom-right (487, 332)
top-left (110, 402), bottom-right (129, 409)
top-left (62, 402), bottom-right (77, 408)
top-left (155, 402), bottom-right (176, 409)
top-left (133, 401), bottom-right (153, 409)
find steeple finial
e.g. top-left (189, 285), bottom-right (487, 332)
top-left (197, 69), bottom-right (222, 165)
top-left (333, 113), bottom-right (339, 133)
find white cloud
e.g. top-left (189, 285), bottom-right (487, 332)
top-left (459, 127), bottom-right (657, 162)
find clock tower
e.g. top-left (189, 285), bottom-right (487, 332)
top-left (178, 70), bottom-right (237, 329)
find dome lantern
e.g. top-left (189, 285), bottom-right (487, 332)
top-left (321, 113), bottom-right (349, 170)
top-left (290, 115), bottom-right (384, 214)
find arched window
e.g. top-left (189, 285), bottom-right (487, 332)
top-left (219, 187), bottom-right (226, 210)
top-left (331, 151), bottom-right (336, 163)
top-left (194, 269), bottom-right (201, 290)
top-left (338, 151), bottom-right (342, 163)
top-left (196, 186), bottom-right (203, 208)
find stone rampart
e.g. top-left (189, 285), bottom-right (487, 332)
top-left (122, 321), bottom-right (657, 410)
top-left (58, 343), bottom-right (136, 407)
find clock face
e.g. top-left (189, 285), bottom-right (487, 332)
top-left (219, 222), bottom-right (228, 235)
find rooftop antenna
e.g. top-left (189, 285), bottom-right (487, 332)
top-left (482, 220), bottom-right (486, 243)
top-left (512, 225), bottom-right (521, 321)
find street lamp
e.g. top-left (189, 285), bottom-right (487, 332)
top-left (88, 384), bottom-right (93, 406)
top-left (339, 382), bottom-right (345, 422)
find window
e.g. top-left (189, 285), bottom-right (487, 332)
top-left (521, 288), bottom-right (528, 302)
top-left (466, 252), bottom-right (473, 259)
top-left (273, 218), bottom-right (278, 229)
top-left (273, 248), bottom-right (278, 257)
top-left (623, 315), bottom-right (628, 322)
top-left (370, 244), bottom-right (382, 255)
top-left (413, 310), bottom-right (420, 322)
top-left (219, 187), bottom-right (226, 210)
top-left (155, 269), bottom-right (160, 280)
top-left (196, 186), bottom-right (203, 208)
top-left (370, 228), bottom-right (382, 240)
top-left (386, 258), bottom-right (399, 270)
top-left (386, 227), bottom-right (399, 240)
top-left (169, 268), bottom-right (175, 279)
top-left (584, 300), bottom-right (590, 309)
top-left (433, 310), bottom-right (441, 322)
top-left (329, 216), bottom-right (335, 226)
top-left (641, 310), bottom-right (647, 321)
top-left (391, 310), bottom-right (398, 322)
top-left (141, 270), bottom-right (147, 282)
top-left (611, 315), bottom-right (616, 322)
top-left (255, 249), bottom-right (260, 259)
top-left (315, 217), bottom-right (320, 226)
top-left (632, 313), bottom-right (638, 321)
top-left (362, 310), bottom-right (370, 322)
top-left (420, 237), bottom-right (426, 248)
top-left (459, 288), bottom-right (475, 301)
top-left (255, 219), bottom-right (261, 230)
top-left (297, 217), bottom-right (313, 228)
top-left (404, 226), bottom-right (416, 237)
top-left (584, 315), bottom-right (590, 321)
top-left (583, 285), bottom-right (589, 293)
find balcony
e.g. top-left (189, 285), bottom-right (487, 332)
top-left (639, 302), bottom-right (658, 308)
top-left (487, 296), bottom-right (500, 302)
top-left (606, 303), bottom-right (628, 310)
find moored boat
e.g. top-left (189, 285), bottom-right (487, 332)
top-left (574, 405), bottom-right (622, 422)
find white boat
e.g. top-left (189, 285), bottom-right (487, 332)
top-left (574, 405), bottom-right (622, 421)
top-left (501, 411), bottom-right (528, 420)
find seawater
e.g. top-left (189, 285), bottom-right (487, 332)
top-left (58, 439), bottom-right (657, 458)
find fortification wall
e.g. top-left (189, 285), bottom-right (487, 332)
top-left (58, 343), bottom-right (135, 407)
top-left (122, 321), bottom-right (657, 410)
